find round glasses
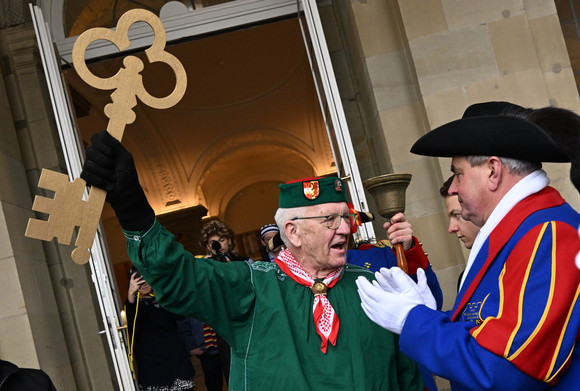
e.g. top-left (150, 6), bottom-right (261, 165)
top-left (291, 214), bottom-right (356, 230)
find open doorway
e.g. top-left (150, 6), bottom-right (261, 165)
top-left (63, 14), bottom-right (336, 302)
top-left (30, 1), bottom-right (373, 387)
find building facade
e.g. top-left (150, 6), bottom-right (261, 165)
top-left (0, 0), bottom-right (579, 389)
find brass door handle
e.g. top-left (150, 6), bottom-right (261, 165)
top-left (117, 310), bottom-right (128, 331)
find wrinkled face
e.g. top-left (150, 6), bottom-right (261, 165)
top-left (445, 195), bottom-right (480, 249)
top-left (207, 235), bottom-right (231, 254)
top-left (295, 202), bottom-right (350, 277)
top-left (449, 157), bottom-right (488, 227)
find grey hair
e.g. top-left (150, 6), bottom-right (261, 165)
top-left (465, 155), bottom-right (541, 176)
top-left (274, 206), bottom-right (308, 246)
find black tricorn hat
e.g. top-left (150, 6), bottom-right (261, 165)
top-left (410, 102), bottom-right (569, 163)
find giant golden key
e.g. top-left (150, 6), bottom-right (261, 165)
top-left (25, 9), bottom-right (187, 264)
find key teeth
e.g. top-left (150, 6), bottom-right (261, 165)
top-left (25, 217), bottom-right (56, 242)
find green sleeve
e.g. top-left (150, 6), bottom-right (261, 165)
top-left (124, 220), bottom-right (256, 343)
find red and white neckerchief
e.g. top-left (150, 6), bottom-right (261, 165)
top-left (275, 249), bottom-right (342, 354)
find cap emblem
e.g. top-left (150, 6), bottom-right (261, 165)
top-left (303, 180), bottom-right (320, 200)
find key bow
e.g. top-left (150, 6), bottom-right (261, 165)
top-left (72, 8), bottom-right (187, 139)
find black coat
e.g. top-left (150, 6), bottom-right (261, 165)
top-left (125, 295), bottom-right (194, 387)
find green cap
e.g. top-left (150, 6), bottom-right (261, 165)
top-left (278, 176), bottom-right (348, 208)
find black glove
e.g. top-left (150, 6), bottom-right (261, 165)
top-left (81, 130), bottom-right (155, 231)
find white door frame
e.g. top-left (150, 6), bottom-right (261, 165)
top-left (297, 0), bottom-right (375, 242)
top-left (30, 5), bottom-right (136, 390)
top-left (40, 0), bottom-right (300, 62)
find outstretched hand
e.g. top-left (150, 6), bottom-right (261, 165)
top-left (375, 267), bottom-right (436, 310)
top-left (356, 267), bottom-right (429, 334)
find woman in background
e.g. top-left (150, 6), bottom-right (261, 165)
top-left (126, 267), bottom-right (195, 391)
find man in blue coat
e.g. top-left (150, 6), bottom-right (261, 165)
top-left (357, 102), bottom-right (580, 390)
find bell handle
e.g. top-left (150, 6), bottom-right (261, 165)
top-left (393, 243), bottom-right (409, 274)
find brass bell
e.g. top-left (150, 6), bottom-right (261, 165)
top-left (363, 173), bottom-right (412, 274)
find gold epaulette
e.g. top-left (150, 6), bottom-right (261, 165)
top-left (374, 239), bottom-right (393, 249)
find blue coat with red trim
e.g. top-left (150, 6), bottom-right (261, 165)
top-left (399, 187), bottom-right (580, 390)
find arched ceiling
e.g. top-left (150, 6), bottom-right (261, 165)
top-left (65, 16), bottom-right (336, 234)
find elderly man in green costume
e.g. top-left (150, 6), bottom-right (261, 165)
top-left (81, 130), bottom-right (426, 390)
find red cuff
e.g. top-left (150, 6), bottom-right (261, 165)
top-left (391, 236), bottom-right (429, 275)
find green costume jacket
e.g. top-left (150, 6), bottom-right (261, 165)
top-left (126, 220), bottom-right (424, 391)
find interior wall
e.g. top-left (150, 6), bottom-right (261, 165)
top-left (225, 180), bottom-right (284, 234)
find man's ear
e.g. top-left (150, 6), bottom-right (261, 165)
top-left (284, 220), bottom-right (301, 248)
top-left (487, 156), bottom-right (503, 191)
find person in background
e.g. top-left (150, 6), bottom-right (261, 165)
top-left (126, 267), bottom-right (195, 391)
top-left (527, 106), bottom-right (580, 273)
top-left (439, 175), bottom-right (480, 250)
top-left (439, 175), bottom-right (481, 291)
top-left (200, 219), bottom-right (253, 264)
top-left (258, 223), bottom-right (281, 261)
top-left (177, 317), bottom-right (224, 391)
top-left (196, 218), bottom-right (253, 386)
top-left (357, 102), bottom-right (580, 390)
top-left (80, 135), bottom-right (425, 390)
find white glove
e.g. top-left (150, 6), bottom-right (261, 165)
top-left (356, 270), bottom-right (424, 334)
top-left (375, 267), bottom-right (436, 310)
top-left (415, 268), bottom-right (437, 310)
top-left (576, 225), bottom-right (580, 270)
